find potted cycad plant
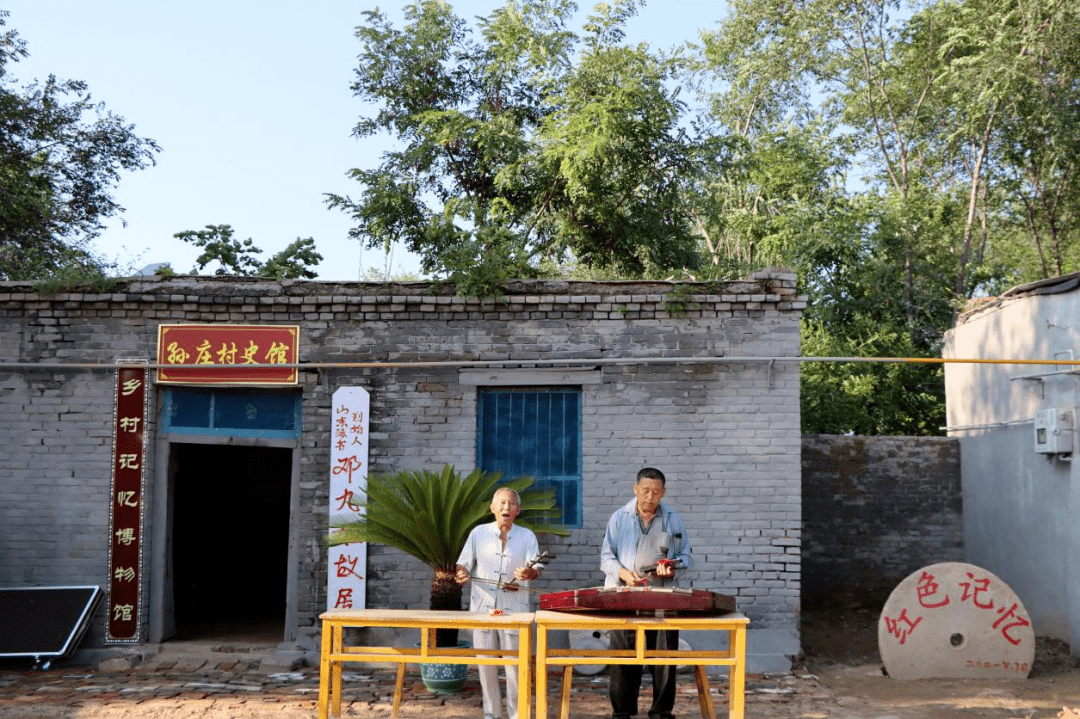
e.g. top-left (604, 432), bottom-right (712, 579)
top-left (329, 464), bottom-right (569, 692)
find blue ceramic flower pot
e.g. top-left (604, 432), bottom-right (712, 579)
top-left (417, 640), bottom-right (471, 694)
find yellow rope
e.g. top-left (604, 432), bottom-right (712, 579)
top-left (3, 356), bottom-right (1080, 370)
top-left (799, 356), bottom-right (1080, 366)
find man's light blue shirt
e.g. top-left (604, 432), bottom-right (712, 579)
top-left (600, 497), bottom-right (693, 588)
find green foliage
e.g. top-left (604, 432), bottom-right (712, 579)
top-left (31, 267), bottom-right (121, 295)
top-left (328, 0), bottom-right (703, 296)
top-left (693, 0), bottom-right (1080, 434)
top-left (175, 224), bottom-right (262, 275)
top-left (173, 224), bottom-right (323, 279)
top-left (0, 11), bottom-right (160, 281)
top-left (682, 127), bottom-right (850, 282)
top-left (329, 463), bottom-right (567, 641)
top-left (661, 283), bottom-right (699, 318)
top-left (800, 322), bottom-right (946, 436)
top-left (425, 224), bottom-right (530, 300)
top-left (329, 465), bottom-right (568, 571)
top-left (259, 237), bottom-right (324, 280)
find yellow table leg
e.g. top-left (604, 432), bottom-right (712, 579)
top-left (331, 624), bottom-right (344, 717)
top-left (318, 620), bottom-right (332, 719)
top-left (517, 625), bottom-right (533, 719)
top-left (535, 625), bottom-right (548, 719)
top-left (729, 627), bottom-right (746, 719)
top-left (558, 665), bottom-right (573, 719)
top-left (694, 665), bottom-right (716, 719)
top-left (391, 663), bottom-right (406, 718)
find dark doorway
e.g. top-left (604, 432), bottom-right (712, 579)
top-left (168, 443), bottom-right (292, 642)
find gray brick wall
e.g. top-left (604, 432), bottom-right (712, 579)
top-left (0, 271), bottom-right (804, 668)
top-left (801, 434), bottom-right (964, 607)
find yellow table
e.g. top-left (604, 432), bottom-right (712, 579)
top-left (318, 608), bottom-right (534, 719)
top-left (533, 609), bottom-right (750, 719)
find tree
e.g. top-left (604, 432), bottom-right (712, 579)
top-left (985, 0), bottom-right (1080, 285)
top-left (173, 224), bottom-right (323, 279)
top-left (0, 11), bottom-right (161, 280)
top-left (693, 0), bottom-right (1080, 434)
top-left (327, 0), bottom-right (702, 296)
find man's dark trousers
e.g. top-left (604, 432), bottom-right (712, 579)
top-left (608, 628), bottom-right (679, 719)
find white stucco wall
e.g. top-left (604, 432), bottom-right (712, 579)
top-left (944, 282), bottom-right (1080, 650)
top-left (958, 428), bottom-right (1071, 639)
top-left (944, 292), bottom-right (1080, 431)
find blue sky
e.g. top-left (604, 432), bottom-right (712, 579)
top-left (4, 1), bottom-right (726, 280)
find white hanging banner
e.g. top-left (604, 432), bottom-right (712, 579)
top-left (327, 387), bottom-right (369, 610)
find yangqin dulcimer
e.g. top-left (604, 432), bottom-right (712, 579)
top-left (539, 586), bottom-right (736, 616)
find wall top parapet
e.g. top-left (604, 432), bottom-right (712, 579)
top-left (0, 270), bottom-right (804, 306)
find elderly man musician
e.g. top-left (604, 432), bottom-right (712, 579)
top-left (455, 487), bottom-right (543, 719)
top-left (600, 467), bottom-right (694, 719)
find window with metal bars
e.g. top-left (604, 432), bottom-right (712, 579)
top-left (476, 387), bottom-right (582, 527)
top-left (161, 388), bottom-right (302, 439)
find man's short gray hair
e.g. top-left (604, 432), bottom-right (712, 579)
top-left (493, 487), bottom-right (521, 504)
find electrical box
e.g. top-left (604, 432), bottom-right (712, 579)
top-left (1034, 408), bottom-right (1074, 454)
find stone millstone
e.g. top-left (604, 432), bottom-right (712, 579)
top-left (878, 562), bottom-right (1035, 680)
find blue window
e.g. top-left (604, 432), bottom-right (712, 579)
top-left (477, 387), bottom-right (582, 527)
top-left (162, 388), bottom-right (302, 439)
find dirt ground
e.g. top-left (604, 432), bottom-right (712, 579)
top-left (4, 606), bottom-right (1080, 718)
top-left (798, 604), bottom-right (1080, 718)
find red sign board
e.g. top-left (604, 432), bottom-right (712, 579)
top-left (107, 362), bottom-right (147, 642)
top-left (157, 324), bottom-right (299, 385)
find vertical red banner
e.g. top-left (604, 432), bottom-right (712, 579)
top-left (107, 361), bottom-right (147, 642)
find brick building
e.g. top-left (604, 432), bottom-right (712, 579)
top-left (0, 270), bottom-right (804, 672)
